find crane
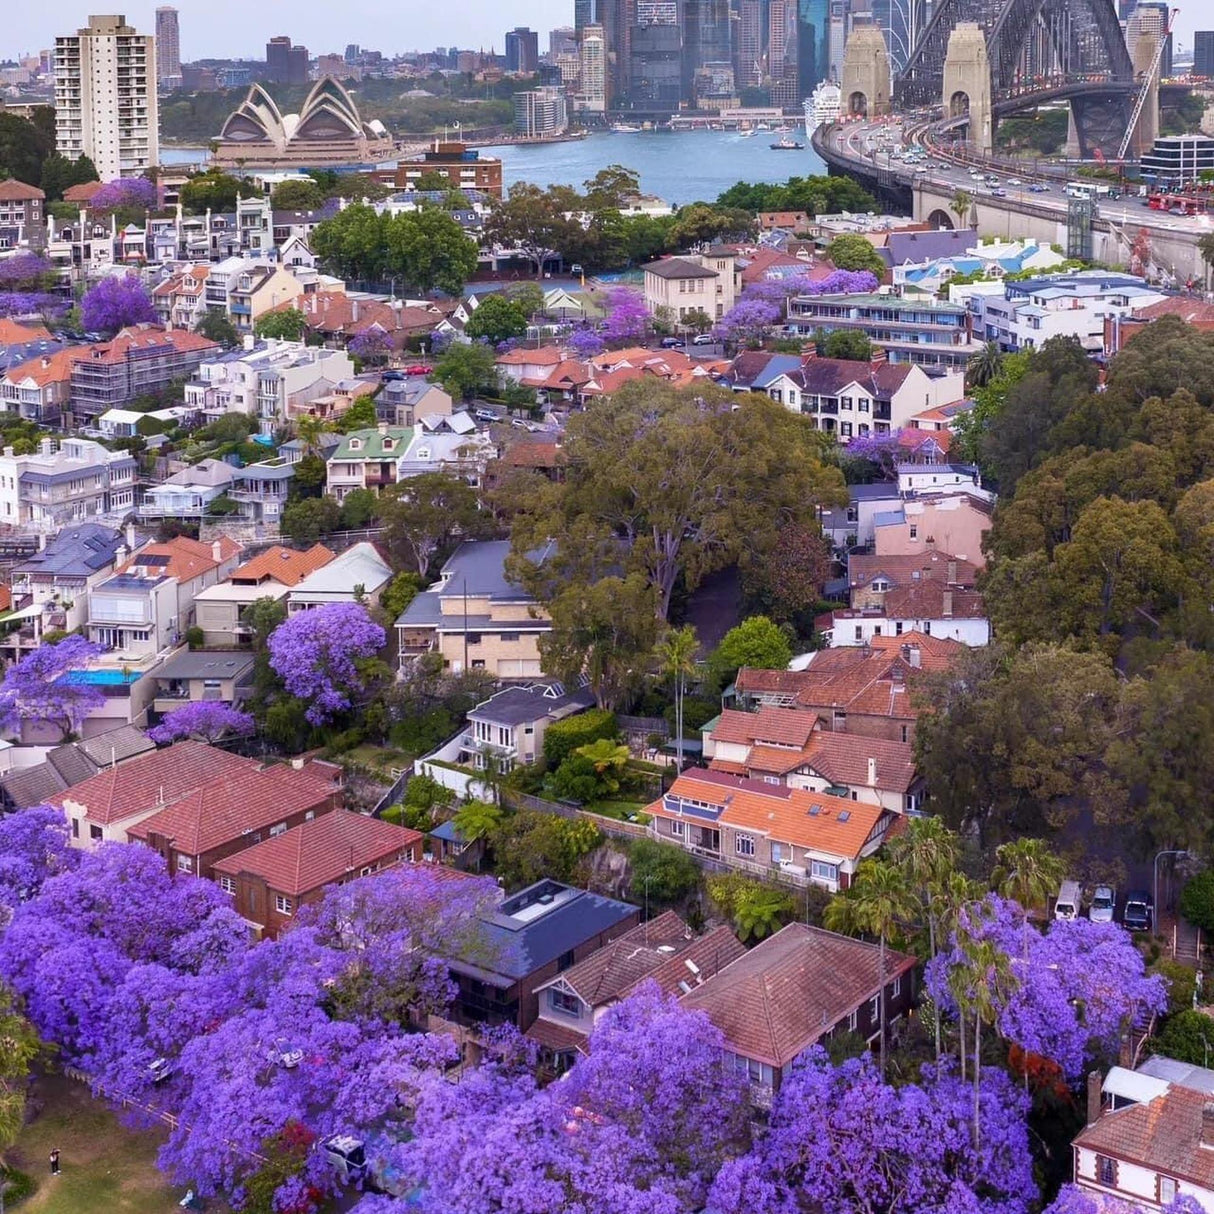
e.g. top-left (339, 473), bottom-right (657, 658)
top-left (1116, 6), bottom-right (1179, 163)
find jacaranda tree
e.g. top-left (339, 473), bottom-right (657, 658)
top-left (80, 272), bottom-right (157, 335)
top-left (0, 634), bottom-right (106, 740)
top-left (0, 804), bottom-right (76, 923)
top-left (147, 701), bottom-right (255, 745)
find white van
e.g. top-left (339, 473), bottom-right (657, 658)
top-left (1054, 880), bottom-right (1082, 920)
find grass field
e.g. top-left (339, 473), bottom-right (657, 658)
top-left (9, 1071), bottom-right (187, 1214)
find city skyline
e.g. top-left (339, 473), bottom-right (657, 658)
top-left (3, 0), bottom-right (1204, 60)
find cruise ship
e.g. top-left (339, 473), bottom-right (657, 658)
top-left (804, 81), bottom-right (842, 135)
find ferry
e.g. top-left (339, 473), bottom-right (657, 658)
top-left (611, 123), bottom-right (642, 133)
top-left (770, 137), bottom-right (804, 150)
top-left (804, 80), bottom-right (842, 136)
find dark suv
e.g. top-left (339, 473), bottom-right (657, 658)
top-left (1122, 890), bottom-right (1154, 933)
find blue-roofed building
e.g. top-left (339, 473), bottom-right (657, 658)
top-left (891, 239), bottom-right (1066, 298)
top-left (445, 879), bottom-right (640, 1029)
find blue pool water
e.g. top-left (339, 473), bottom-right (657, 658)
top-left (61, 669), bottom-right (141, 686)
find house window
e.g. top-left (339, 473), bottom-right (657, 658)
top-left (466, 633), bottom-right (482, 645)
top-left (176, 854), bottom-right (193, 873)
top-left (89, 824), bottom-right (103, 841)
top-left (1158, 1177), bottom-right (1176, 1204)
top-left (901, 724), bottom-right (910, 744)
top-left (549, 989), bottom-right (581, 1018)
top-left (218, 876), bottom-right (235, 895)
top-left (71, 818), bottom-right (79, 839)
top-left (670, 820), bottom-right (684, 837)
top-left (811, 859), bottom-right (839, 885)
top-left (274, 895), bottom-right (293, 916)
top-left (869, 995), bottom-right (880, 1021)
top-left (859, 398), bottom-right (870, 412)
top-left (735, 834), bottom-right (756, 857)
top-left (840, 422), bottom-right (853, 438)
top-left (359, 864), bottom-right (376, 877)
top-left (909, 525), bottom-right (918, 540)
top-left (558, 949), bottom-right (576, 971)
top-left (269, 822), bottom-right (287, 837)
top-left (846, 505), bottom-right (858, 523)
top-left (841, 396), bottom-right (853, 411)
top-left (893, 975), bottom-right (902, 997)
top-left (771, 842), bottom-right (787, 863)
top-left (847, 1009), bottom-right (858, 1032)
top-left (305, 811), bottom-right (315, 821)
top-left (895, 621), bottom-right (904, 636)
top-left (1096, 1156), bottom-right (1116, 1188)
top-left (854, 626), bottom-right (863, 642)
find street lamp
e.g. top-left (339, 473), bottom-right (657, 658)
top-left (1154, 848), bottom-right (1190, 928)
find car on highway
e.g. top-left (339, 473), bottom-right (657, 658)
top-left (1029, 184), bottom-right (1049, 192)
top-left (991, 188), bottom-right (1007, 197)
top-left (1008, 177), bottom-right (1022, 185)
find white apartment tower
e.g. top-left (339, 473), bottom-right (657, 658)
top-left (577, 24), bottom-right (607, 113)
top-left (155, 7), bottom-right (182, 90)
top-left (55, 14), bottom-right (160, 181)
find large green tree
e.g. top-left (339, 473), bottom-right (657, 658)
top-left (484, 182), bottom-right (579, 278)
top-left (432, 343), bottom-right (498, 401)
top-left (826, 233), bottom-right (886, 277)
top-left (384, 207), bottom-right (479, 295)
top-left (464, 294), bottom-right (529, 345)
top-left (380, 469), bottom-right (489, 579)
top-left (180, 169), bottom-right (249, 214)
top-left (708, 616), bottom-right (793, 687)
top-left (507, 381), bottom-right (846, 620)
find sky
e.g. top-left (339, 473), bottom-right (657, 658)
top-left (4, 0), bottom-right (575, 60)
top-left (4, 1), bottom-right (1204, 63)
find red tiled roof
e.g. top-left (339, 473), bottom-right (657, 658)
top-left (848, 551), bottom-right (979, 592)
top-left (210, 808), bottom-right (421, 894)
top-left (881, 582), bottom-right (986, 619)
top-left (645, 924), bottom-right (747, 997)
top-left (53, 740), bottom-right (256, 826)
top-left (680, 923), bottom-right (916, 1067)
top-left (803, 732), bottom-right (918, 794)
top-left (127, 761), bottom-right (343, 857)
top-left (63, 181), bottom-right (104, 203)
top-left (79, 325), bottom-right (218, 365)
top-left (0, 318), bottom-right (53, 345)
top-left (525, 1017), bottom-right (590, 1053)
top-left (118, 534), bottom-right (241, 583)
top-left (230, 544), bottom-right (335, 587)
top-left (0, 180), bottom-right (44, 202)
top-left (497, 346), bottom-right (565, 366)
top-left (2, 346), bottom-right (87, 388)
top-left (501, 440), bottom-right (564, 469)
top-left (711, 707), bottom-right (817, 749)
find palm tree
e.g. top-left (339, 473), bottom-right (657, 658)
top-left (655, 625), bottom-right (698, 770)
top-left (733, 884), bottom-right (791, 942)
top-left (889, 817), bottom-right (960, 1059)
top-left (824, 859), bottom-right (916, 1079)
top-left (966, 340), bottom-right (1004, 390)
top-left (453, 798), bottom-right (504, 843)
top-left (296, 414), bottom-right (330, 457)
top-left (992, 837), bottom-right (1065, 924)
top-left (950, 189), bottom-right (973, 229)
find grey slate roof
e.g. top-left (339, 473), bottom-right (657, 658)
top-left (397, 540), bottom-right (550, 627)
top-left (0, 724), bottom-right (154, 809)
top-left (448, 880), bottom-right (638, 984)
top-left (12, 524), bottom-right (124, 579)
top-left (152, 649), bottom-right (257, 682)
top-left (77, 724), bottom-right (157, 766)
top-left (880, 229), bottom-right (979, 267)
top-left (468, 683), bottom-right (595, 728)
top-left (643, 256), bottom-right (716, 280)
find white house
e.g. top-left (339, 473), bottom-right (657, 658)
top-left (286, 542), bottom-right (393, 612)
top-left (138, 459), bottom-right (235, 520)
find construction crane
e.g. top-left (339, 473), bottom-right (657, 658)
top-left (1116, 6), bottom-right (1179, 163)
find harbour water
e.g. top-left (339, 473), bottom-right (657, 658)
top-left (161, 128), bottom-right (829, 206)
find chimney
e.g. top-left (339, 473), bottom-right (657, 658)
top-left (125, 522), bottom-right (137, 551)
top-left (212, 540), bottom-right (223, 562)
top-left (1086, 1071), bottom-right (1103, 1126)
top-left (1203, 1103), bottom-right (1214, 1148)
top-left (947, 559), bottom-right (957, 584)
top-left (377, 421), bottom-right (389, 436)
top-left (867, 757), bottom-right (877, 787)
top-left (115, 544), bottom-right (127, 563)
top-left (870, 346), bottom-right (888, 366)
top-left (942, 591), bottom-right (953, 618)
top-left (3, 446), bottom-right (12, 458)
top-left (352, 300), bottom-right (360, 323)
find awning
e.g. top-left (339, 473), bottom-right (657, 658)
top-left (1102, 1065), bottom-right (1170, 1105)
top-left (0, 603), bottom-right (45, 623)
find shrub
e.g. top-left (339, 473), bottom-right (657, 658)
top-left (1180, 871), bottom-right (1214, 933)
top-left (1152, 1009), bottom-right (1214, 1066)
top-left (628, 838), bottom-right (700, 905)
top-left (1153, 958), bottom-right (1199, 1015)
top-left (542, 708), bottom-right (617, 769)
top-left (185, 626), bottom-right (204, 650)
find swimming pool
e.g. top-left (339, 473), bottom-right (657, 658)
top-left (60, 669), bottom-right (142, 686)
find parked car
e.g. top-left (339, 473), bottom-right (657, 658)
top-left (1089, 885), bottom-right (1116, 923)
top-left (323, 1135), bottom-right (368, 1185)
top-left (405, 364), bottom-right (433, 376)
top-left (381, 370), bottom-right (405, 381)
top-left (148, 1057), bottom-right (176, 1084)
top-left (659, 336), bottom-right (685, 349)
top-left (1123, 890), bottom-right (1154, 933)
top-left (474, 408), bottom-right (499, 423)
top-left (271, 1039), bottom-right (303, 1069)
top-left (1054, 880), bottom-right (1082, 920)
top-left (692, 333), bottom-right (716, 346)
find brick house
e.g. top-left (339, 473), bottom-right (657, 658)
top-left (211, 809), bottom-right (423, 937)
top-left (645, 770), bottom-right (894, 892)
top-left (0, 179), bottom-right (46, 249)
top-left (125, 757), bottom-right (344, 879)
top-left (680, 922), bottom-right (917, 1102)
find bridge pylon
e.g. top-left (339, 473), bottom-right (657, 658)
top-left (1127, 27), bottom-right (1160, 157)
top-left (942, 22), bottom-right (992, 156)
top-left (840, 21), bottom-right (892, 119)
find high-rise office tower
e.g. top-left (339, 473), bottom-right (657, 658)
top-left (1196, 30), bottom-right (1214, 78)
top-left (1126, 3), bottom-right (1172, 78)
top-left (155, 7), bottom-right (181, 90)
top-left (575, 0), bottom-right (598, 31)
top-left (504, 27), bottom-right (540, 73)
top-left (550, 27), bottom-right (578, 57)
top-left (266, 36), bottom-right (309, 85)
top-left (768, 0), bottom-right (799, 105)
top-left (629, 1), bottom-right (682, 109)
top-left (55, 14), bottom-right (160, 181)
top-left (683, 0), bottom-right (733, 99)
top-left (796, 0), bottom-right (831, 93)
top-left (578, 24), bottom-right (608, 111)
top-left (345, 44), bottom-right (361, 63)
top-left (737, 0), bottom-right (767, 89)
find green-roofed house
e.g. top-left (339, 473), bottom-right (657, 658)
top-left (326, 424), bottom-right (413, 505)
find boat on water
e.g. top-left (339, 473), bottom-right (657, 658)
top-left (738, 127), bottom-right (759, 138)
top-left (803, 80), bottom-right (842, 136)
top-left (611, 123), bottom-right (642, 133)
top-left (770, 137), bottom-right (804, 150)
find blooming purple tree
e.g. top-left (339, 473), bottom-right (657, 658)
top-left (148, 701), bottom-right (255, 745)
top-left (567, 326), bottom-right (605, 359)
top-left (926, 895), bottom-right (1168, 1081)
top-left (1045, 1185), bottom-right (1205, 1214)
top-left (0, 293), bottom-right (66, 321)
top-left (710, 1048), bottom-right (1035, 1214)
top-left (89, 177), bottom-right (158, 213)
top-left (0, 804), bottom-right (77, 922)
top-left (349, 325), bottom-right (394, 365)
top-left (0, 254), bottom-right (55, 292)
top-left (714, 298), bottom-right (781, 346)
top-left (267, 602), bottom-right (385, 726)
top-left (844, 429), bottom-right (906, 471)
top-left (80, 273), bottom-right (157, 336)
top-left (0, 635), bottom-right (106, 741)
top-left (601, 287), bottom-right (650, 344)
top-left (741, 268), bottom-right (879, 311)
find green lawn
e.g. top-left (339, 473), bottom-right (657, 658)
top-left (586, 800), bottom-right (652, 824)
top-left (340, 744), bottom-right (415, 775)
top-left (9, 1071), bottom-right (205, 1214)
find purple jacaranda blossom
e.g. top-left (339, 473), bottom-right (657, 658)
top-left (0, 804), bottom-right (77, 923)
top-left (1046, 1184), bottom-right (1206, 1214)
top-left (713, 298), bottom-right (781, 343)
top-left (709, 1047), bottom-right (1035, 1214)
top-left (567, 326), bottom-right (605, 359)
top-left (147, 701), bottom-right (255, 745)
top-left (267, 602), bottom-right (385, 726)
top-left (0, 292), bottom-right (67, 320)
top-left (89, 177), bottom-right (158, 213)
top-left (601, 287), bottom-right (650, 344)
top-left (0, 635), bottom-right (106, 740)
top-left (349, 325), bottom-right (394, 363)
top-left (80, 273), bottom-right (157, 335)
top-left (0, 254), bottom-right (55, 290)
top-left (926, 894), bottom-right (1167, 1081)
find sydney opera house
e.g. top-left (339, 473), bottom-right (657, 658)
top-left (213, 77), bottom-right (395, 168)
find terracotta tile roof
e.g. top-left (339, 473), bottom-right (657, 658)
top-left (645, 924), bottom-right (748, 997)
top-left (1132, 297), bottom-right (1214, 326)
top-left (2, 346), bottom-right (87, 388)
top-left (210, 808), bottom-right (421, 894)
top-left (0, 180), bottom-right (44, 202)
top-left (707, 758), bottom-right (750, 776)
top-left (0, 318), bottom-right (53, 345)
top-left (803, 732), bottom-right (918, 794)
top-left (1073, 1085), bottom-right (1214, 1190)
top-left (80, 326), bottom-right (219, 365)
top-left (881, 582), bottom-right (986, 619)
top-left (711, 707), bottom-right (817, 749)
top-left (525, 1017), bottom-right (590, 1053)
top-left (680, 923), bottom-right (916, 1067)
top-left (118, 534), bottom-right (241, 583)
top-left (127, 761), bottom-right (343, 857)
top-left (53, 740), bottom-right (256, 826)
top-left (229, 543), bottom-right (335, 587)
top-left (152, 266), bottom-right (210, 298)
top-left (501, 440), bottom-right (564, 469)
top-left (287, 291), bottom-right (439, 338)
top-left (63, 181), bottom-right (104, 203)
top-left (646, 771), bottom-right (888, 861)
top-left (743, 744), bottom-right (816, 776)
top-left (497, 346), bottom-right (565, 366)
top-left (848, 551), bottom-right (979, 592)
top-left (867, 632), bottom-right (964, 671)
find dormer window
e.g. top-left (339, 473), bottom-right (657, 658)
top-left (348, 438), bottom-right (361, 451)
top-left (871, 578), bottom-right (890, 592)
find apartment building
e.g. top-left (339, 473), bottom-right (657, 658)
top-left (643, 248), bottom-right (739, 322)
top-left (203, 256), bottom-right (304, 332)
top-left (228, 459), bottom-right (294, 527)
top-left (0, 438), bottom-right (137, 534)
top-left (0, 347), bottom-right (85, 426)
top-left (151, 265), bottom-right (210, 330)
top-left (69, 326), bottom-right (219, 422)
top-left (54, 14), bottom-right (160, 181)
top-left (0, 180), bottom-right (46, 250)
top-left (184, 340), bottom-right (353, 434)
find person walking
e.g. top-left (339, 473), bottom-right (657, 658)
top-left (49, 1149), bottom-right (60, 1176)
